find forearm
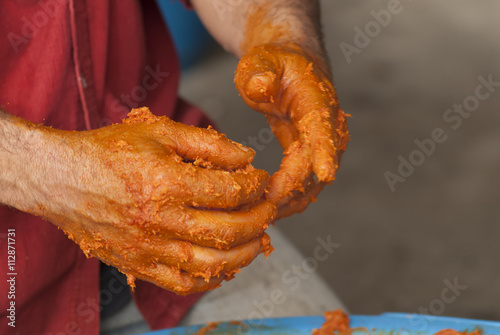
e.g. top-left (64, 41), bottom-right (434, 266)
top-left (0, 111), bottom-right (57, 213)
top-left (1, 111), bottom-right (34, 209)
top-left (191, 0), bottom-right (326, 58)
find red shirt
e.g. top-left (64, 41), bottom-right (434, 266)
top-left (0, 0), bottom-right (210, 334)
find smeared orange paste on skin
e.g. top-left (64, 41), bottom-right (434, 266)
top-left (40, 107), bottom-right (276, 295)
top-left (235, 42), bottom-right (350, 214)
top-left (240, 2), bottom-right (292, 55)
top-left (235, 1), bottom-right (350, 220)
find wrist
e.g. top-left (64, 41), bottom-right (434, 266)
top-left (239, 2), bottom-right (331, 78)
top-left (240, 1), bottom-right (325, 57)
top-left (243, 41), bottom-right (332, 83)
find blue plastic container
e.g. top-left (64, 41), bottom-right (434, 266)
top-left (143, 313), bottom-right (500, 334)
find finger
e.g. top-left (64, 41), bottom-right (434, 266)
top-left (235, 49), bottom-right (283, 115)
top-left (158, 200), bottom-right (276, 249)
top-left (265, 114), bottom-right (298, 150)
top-left (131, 237), bottom-right (263, 280)
top-left (126, 107), bottom-right (256, 170)
top-left (275, 181), bottom-right (325, 220)
top-left (273, 173), bottom-right (315, 208)
top-left (165, 121), bottom-right (256, 170)
top-left (188, 236), bottom-right (264, 279)
top-left (128, 263), bottom-right (225, 296)
top-left (156, 159), bottom-right (270, 209)
top-left (266, 141), bottom-right (312, 204)
top-left (79, 227), bottom-right (258, 284)
top-left (80, 238), bottom-right (224, 295)
top-left (282, 62), bottom-right (341, 182)
top-left (300, 106), bottom-right (349, 183)
top-left (152, 236), bottom-right (266, 280)
top-left (109, 234), bottom-right (271, 292)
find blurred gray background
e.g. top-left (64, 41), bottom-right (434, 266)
top-left (177, 0), bottom-right (500, 322)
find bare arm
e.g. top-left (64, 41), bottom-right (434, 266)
top-left (0, 111), bottom-right (47, 212)
top-left (191, 0), bottom-right (326, 59)
top-left (0, 108), bottom-right (275, 294)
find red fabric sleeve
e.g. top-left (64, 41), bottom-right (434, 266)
top-left (133, 282), bottom-right (204, 329)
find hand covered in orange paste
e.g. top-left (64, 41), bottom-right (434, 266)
top-left (42, 107), bottom-right (275, 295)
top-left (235, 43), bottom-right (349, 219)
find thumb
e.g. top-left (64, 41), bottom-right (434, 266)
top-left (235, 48), bottom-right (282, 107)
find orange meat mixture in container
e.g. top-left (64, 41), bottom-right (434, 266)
top-left (313, 310), bottom-right (484, 335)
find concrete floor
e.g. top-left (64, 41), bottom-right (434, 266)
top-left (178, 0), bottom-right (500, 322)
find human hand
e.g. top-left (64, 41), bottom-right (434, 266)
top-left (235, 43), bottom-right (349, 219)
top-left (38, 107), bottom-right (275, 295)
